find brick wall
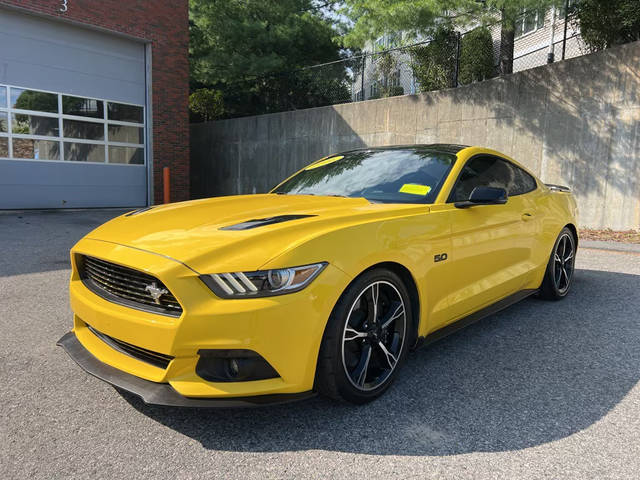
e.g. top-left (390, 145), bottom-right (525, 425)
top-left (0, 0), bottom-right (190, 203)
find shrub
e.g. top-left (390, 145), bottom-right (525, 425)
top-left (189, 88), bottom-right (224, 122)
top-left (386, 85), bottom-right (405, 97)
top-left (410, 28), bottom-right (457, 92)
top-left (459, 27), bottom-right (496, 85)
top-left (573, 0), bottom-right (640, 50)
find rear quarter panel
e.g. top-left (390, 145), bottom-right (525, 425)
top-left (526, 186), bottom-right (579, 289)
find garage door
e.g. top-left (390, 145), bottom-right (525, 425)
top-left (0, 9), bottom-right (148, 209)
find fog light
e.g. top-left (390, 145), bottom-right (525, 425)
top-left (196, 349), bottom-right (279, 382)
top-left (227, 358), bottom-right (238, 377)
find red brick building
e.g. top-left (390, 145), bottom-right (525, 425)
top-left (0, 0), bottom-right (189, 208)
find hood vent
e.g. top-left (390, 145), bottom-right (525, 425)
top-left (125, 206), bottom-right (155, 216)
top-left (221, 214), bottom-right (316, 231)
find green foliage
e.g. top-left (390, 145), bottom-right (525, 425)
top-left (376, 51), bottom-right (398, 81)
top-left (458, 27), bottom-right (496, 85)
top-left (189, 0), bottom-right (349, 118)
top-left (386, 85), bottom-right (405, 97)
top-left (409, 28), bottom-right (458, 92)
top-left (341, 0), bottom-right (559, 48)
top-left (13, 90), bottom-right (57, 113)
top-left (12, 115), bottom-right (30, 134)
top-left (189, 88), bottom-right (224, 121)
top-left (573, 0), bottom-right (640, 50)
top-left (373, 52), bottom-right (404, 97)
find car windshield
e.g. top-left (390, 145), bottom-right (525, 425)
top-left (272, 149), bottom-right (456, 204)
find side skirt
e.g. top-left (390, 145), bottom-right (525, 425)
top-left (415, 289), bottom-right (538, 348)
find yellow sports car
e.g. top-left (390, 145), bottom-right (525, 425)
top-left (58, 144), bottom-right (578, 406)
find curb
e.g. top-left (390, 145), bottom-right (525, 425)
top-left (580, 240), bottom-right (640, 254)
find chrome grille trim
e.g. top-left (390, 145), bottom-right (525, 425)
top-left (87, 325), bottom-right (173, 369)
top-left (78, 255), bottom-right (183, 317)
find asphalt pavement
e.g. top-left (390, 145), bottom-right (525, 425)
top-left (1, 209), bottom-right (639, 479)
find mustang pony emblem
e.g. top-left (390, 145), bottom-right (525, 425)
top-left (145, 282), bottom-right (168, 304)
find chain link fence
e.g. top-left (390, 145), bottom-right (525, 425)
top-left (215, 9), bottom-right (593, 118)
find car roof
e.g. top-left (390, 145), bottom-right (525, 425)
top-left (340, 144), bottom-right (470, 156)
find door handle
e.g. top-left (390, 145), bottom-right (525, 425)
top-left (521, 212), bottom-right (534, 221)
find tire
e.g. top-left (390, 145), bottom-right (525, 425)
top-left (539, 227), bottom-right (577, 300)
top-left (315, 268), bottom-right (413, 404)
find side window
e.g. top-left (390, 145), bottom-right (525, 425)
top-left (508, 163), bottom-right (537, 195)
top-left (449, 156), bottom-right (537, 202)
top-left (449, 156), bottom-right (512, 202)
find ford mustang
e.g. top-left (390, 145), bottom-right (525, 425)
top-left (58, 144), bottom-right (578, 406)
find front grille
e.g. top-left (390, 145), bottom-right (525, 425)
top-left (87, 325), bottom-right (174, 369)
top-left (79, 255), bottom-right (183, 317)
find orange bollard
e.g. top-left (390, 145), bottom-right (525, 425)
top-left (163, 167), bottom-right (170, 204)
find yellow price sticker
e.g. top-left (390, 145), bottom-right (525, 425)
top-left (399, 184), bottom-right (432, 196)
top-left (305, 155), bottom-right (344, 170)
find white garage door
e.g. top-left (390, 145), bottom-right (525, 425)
top-left (0, 9), bottom-right (149, 208)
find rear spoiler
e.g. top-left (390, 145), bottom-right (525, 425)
top-left (545, 183), bottom-right (571, 193)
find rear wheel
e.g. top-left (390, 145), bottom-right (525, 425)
top-left (315, 269), bottom-right (412, 404)
top-left (539, 227), bottom-right (576, 300)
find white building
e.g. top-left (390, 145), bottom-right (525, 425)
top-left (352, 5), bottom-right (585, 101)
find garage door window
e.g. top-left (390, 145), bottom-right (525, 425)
top-left (0, 84), bottom-right (144, 165)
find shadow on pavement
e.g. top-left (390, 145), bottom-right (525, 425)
top-left (123, 268), bottom-right (640, 455)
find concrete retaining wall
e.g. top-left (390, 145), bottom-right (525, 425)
top-left (191, 41), bottom-right (640, 229)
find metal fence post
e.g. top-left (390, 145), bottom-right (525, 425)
top-left (361, 53), bottom-right (366, 101)
top-left (561, 0), bottom-right (570, 60)
top-left (454, 32), bottom-right (461, 87)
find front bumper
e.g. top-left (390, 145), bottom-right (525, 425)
top-left (65, 237), bottom-right (350, 401)
top-left (57, 332), bottom-right (316, 407)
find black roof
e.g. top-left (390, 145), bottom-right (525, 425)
top-left (342, 144), bottom-right (470, 156)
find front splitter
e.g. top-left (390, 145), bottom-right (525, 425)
top-left (57, 331), bottom-right (316, 408)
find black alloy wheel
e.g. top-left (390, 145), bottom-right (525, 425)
top-left (540, 227), bottom-right (577, 300)
top-left (315, 269), bottom-right (412, 404)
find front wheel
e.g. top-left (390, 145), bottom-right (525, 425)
top-left (539, 227), bottom-right (576, 300)
top-left (315, 269), bottom-right (412, 404)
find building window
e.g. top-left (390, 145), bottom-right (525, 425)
top-left (355, 90), bottom-right (364, 101)
top-left (515, 9), bottom-right (546, 38)
top-left (0, 83), bottom-right (145, 165)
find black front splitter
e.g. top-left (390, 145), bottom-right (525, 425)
top-left (56, 331), bottom-right (316, 408)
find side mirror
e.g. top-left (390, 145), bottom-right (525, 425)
top-left (455, 186), bottom-right (508, 209)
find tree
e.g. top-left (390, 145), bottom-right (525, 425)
top-left (189, 88), bottom-right (224, 121)
top-left (409, 27), bottom-right (458, 91)
top-left (459, 27), bottom-right (496, 84)
top-left (342, 0), bottom-right (560, 74)
top-left (190, 0), bottom-right (350, 118)
top-left (572, 0), bottom-right (640, 51)
top-left (374, 51), bottom-right (404, 97)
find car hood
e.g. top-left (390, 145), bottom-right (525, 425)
top-left (85, 194), bottom-right (427, 273)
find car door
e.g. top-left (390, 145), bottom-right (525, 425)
top-left (444, 155), bottom-right (539, 321)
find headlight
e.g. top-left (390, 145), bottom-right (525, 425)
top-left (200, 262), bottom-right (327, 298)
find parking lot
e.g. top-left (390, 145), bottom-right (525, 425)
top-left (1, 209), bottom-right (639, 479)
